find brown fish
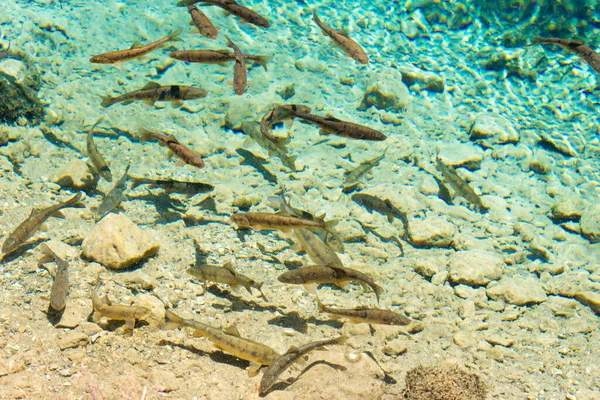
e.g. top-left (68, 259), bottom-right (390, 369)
top-left (178, 0), bottom-right (270, 28)
top-left (290, 109), bottom-right (386, 141)
top-left (2, 192), bottom-right (84, 256)
top-left (532, 37), bottom-right (600, 74)
top-left (91, 278), bottom-right (151, 333)
top-left (90, 29), bottom-right (182, 66)
top-left (101, 82), bottom-right (207, 108)
top-left (313, 11), bottom-right (368, 65)
top-left (86, 118), bottom-right (113, 182)
top-left (140, 128), bottom-right (205, 168)
top-left (317, 298), bottom-right (411, 325)
top-left (260, 104), bottom-right (311, 146)
top-left (187, 262), bottom-right (266, 300)
top-left (169, 49), bottom-right (269, 70)
top-left (435, 159), bottom-right (487, 213)
top-left (38, 244), bottom-right (70, 312)
top-left (187, 4), bottom-right (218, 39)
top-left (231, 212), bottom-right (338, 237)
top-left (226, 36), bottom-right (247, 95)
top-left (240, 121), bottom-right (298, 171)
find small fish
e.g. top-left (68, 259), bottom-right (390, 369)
top-left (241, 121), bottom-right (298, 171)
top-left (293, 228), bottom-right (343, 268)
top-left (277, 265), bottom-right (383, 303)
top-left (86, 118), bottom-right (113, 182)
top-left (170, 49), bottom-right (270, 70)
top-left (432, 175), bottom-right (453, 206)
top-left (91, 278), bottom-right (151, 332)
top-left (289, 108), bottom-right (386, 141)
top-left (231, 212), bottom-right (338, 238)
top-left (344, 148), bottom-right (386, 185)
top-left (90, 29), bottom-right (182, 66)
top-left (163, 310), bottom-right (280, 375)
top-left (101, 82), bottom-right (207, 108)
top-left (259, 335), bottom-right (345, 394)
top-left (351, 193), bottom-right (410, 239)
top-left (38, 244), bottom-right (69, 312)
top-left (0, 42), bottom-right (11, 60)
top-left (313, 11), bottom-right (368, 65)
top-left (2, 192), bottom-right (84, 256)
top-left (95, 165), bottom-right (130, 219)
top-left (532, 36), bottom-right (600, 74)
top-left (140, 128), bottom-right (205, 168)
top-left (178, 0), bottom-right (270, 28)
top-left (435, 159), bottom-right (488, 213)
top-left (226, 36), bottom-right (247, 95)
top-left (129, 176), bottom-right (214, 196)
top-left (317, 298), bottom-right (411, 326)
top-left (187, 262), bottom-right (267, 300)
top-left (260, 104), bottom-right (312, 146)
top-left (187, 4), bottom-right (218, 39)
top-left (236, 148), bottom-right (277, 184)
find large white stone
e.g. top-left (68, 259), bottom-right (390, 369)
top-left (448, 250), bottom-right (504, 287)
top-left (486, 276), bottom-right (547, 306)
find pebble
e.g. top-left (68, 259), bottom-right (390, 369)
top-left (448, 250), bottom-right (505, 287)
top-left (400, 66), bottom-right (445, 92)
top-left (485, 335), bottom-right (515, 348)
top-left (150, 370), bottom-right (180, 393)
top-left (382, 339), bottom-right (408, 356)
top-left (81, 214), bottom-right (160, 270)
top-left (409, 216), bottom-right (456, 248)
top-left (437, 144), bottom-right (484, 171)
top-left (357, 79), bottom-right (410, 112)
top-left (58, 331), bottom-right (89, 350)
top-left (550, 199), bottom-right (584, 222)
top-left (469, 112), bottom-right (519, 147)
top-left (486, 276), bottom-right (547, 306)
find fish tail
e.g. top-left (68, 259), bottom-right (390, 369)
top-left (162, 310), bottom-right (186, 330)
top-left (373, 283), bottom-right (384, 304)
top-left (312, 10), bottom-right (323, 29)
top-left (255, 56), bottom-right (271, 71)
top-left (316, 297), bottom-right (325, 312)
top-left (65, 192), bottom-right (85, 207)
top-left (139, 128), bottom-right (156, 142)
top-left (167, 28), bottom-right (183, 43)
top-left (100, 96), bottom-right (117, 108)
top-left (255, 282), bottom-right (269, 302)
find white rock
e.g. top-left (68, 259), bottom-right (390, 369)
top-left (410, 216), bottom-right (456, 248)
top-left (81, 214), bottom-right (160, 270)
top-left (486, 276), bottom-right (547, 306)
top-left (51, 159), bottom-right (97, 190)
top-left (448, 250), bottom-right (505, 287)
top-left (437, 144), bottom-right (484, 170)
top-left (470, 112), bottom-right (519, 146)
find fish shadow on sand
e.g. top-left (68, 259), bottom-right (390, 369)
top-left (268, 311), bottom-right (344, 334)
top-left (45, 305), bottom-right (65, 326)
top-left (159, 339), bottom-right (250, 371)
top-left (207, 285), bottom-right (278, 313)
top-left (259, 360), bottom-right (347, 397)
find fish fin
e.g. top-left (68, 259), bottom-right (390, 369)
top-left (222, 261), bottom-right (235, 272)
top-left (141, 81), bottom-right (161, 90)
top-left (139, 128), bottom-right (155, 142)
top-left (104, 295), bottom-right (112, 306)
top-left (91, 311), bottom-right (102, 323)
top-left (112, 62), bottom-right (122, 70)
top-left (130, 40), bottom-right (142, 49)
top-left (287, 345), bottom-right (299, 353)
top-left (337, 281), bottom-right (351, 291)
top-left (386, 213), bottom-right (394, 223)
top-left (303, 283), bottom-right (317, 294)
top-left (247, 363), bottom-right (262, 377)
top-left (121, 100), bottom-right (134, 106)
top-left (100, 96), bottom-right (116, 108)
top-left (192, 329), bottom-right (204, 337)
top-left (316, 297), bottom-right (325, 312)
top-left (254, 55), bottom-right (271, 71)
top-left (242, 137), bottom-right (253, 147)
top-left (374, 283), bottom-right (384, 304)
top-left (125, 319), bottom-right (136, 331)
top-left (223, 324), bottom-right (240, 337)
top-left (171, 100), bottom-right (184, 108)
top-left (319, 127), bottom-right (336, 135)
top-left (176, 159), bottom-right (186, 167)
top-left (167, 29), bottom-right (183, 42)
top-left (50, 210), bottom-right (66, 218)
top-left (163, 310), bottom-right (186, 330)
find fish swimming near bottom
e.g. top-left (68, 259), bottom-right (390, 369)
top-left (313, 11), bottom-right (368, 65)
top-left (532, 36), bottom-right (600, 74)
top-left (187, 262), bottom-right (267, 301)
top-left (259, 335), bottom-right (345, 394)
top-left (95, 165), bottom-right (130, 219)
top-left (241, 121), bottom-right (298, 171)
top-left (169, 49), bottom-right (270, 70)
top-left (2, 192), bottom-right (84, 256)
top-left (351, 193), bottom-right (410, 239)
top-left (289, 108), bottom-right (386, 141)
top-left (101, 82), bottom-right (207, 108)
top-left (140, 128), bottom-right (205, 168)
top-left (435, 159), bottom-right (488, 213)
top-left (317, 298), bottom-right (411, 326)
top-left (90, 29), bottom-right (182, 65)
top-left (178, 0), bottom-right (270, 28)
top-left (163, 310), bottom-right (281, 375)
top-left (129, 176), bottom-right (214, 196)
top-left (226, 36), bottom-right (247, 96)
top-left (86, 118), bottom-right (113, 182)
top-left (344, 148), bottom-right (386, 185)
top-left (231, 212), bottom-right (339, 239)
top-left (186, 4), bottom-right (218, 39)
top-left (260, 104), bottom-right (311, 147)
top-left (38, 243), bottom-right (70, 312)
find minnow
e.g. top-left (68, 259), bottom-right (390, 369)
top-left (532, 36), bottom-right (600, 74)
top-left (140, 128), bottom-right (205, 168)
top-left (241, 121), bottom-right (298, 170)
top-left (344, 148), bottom-right (386, 185)
top-left (101, 82), bottom-right (207, 108)
top-left (91, 278), bottom-right (151, 332)
top-left (187, 4), bottom-right (218, 39)
top-left (260, 104), bottom-right (312, 146)
top-left (86, 118), bottom-right (113, 182)
top-left (38, 244), bottom-right (69, 312)
top-left (0, 42), bottom-right (10, 60)
top-left (231, 212), bottom-right (338, 238)
top-left (95, 165), bottom-right (130, 219)
top-left (1, 192), bottom-right (84, 256)
top-left (187, 261), bottom-right (267, 301)
top-left (313, 11), bottom-right (368, 65)
top-left (278, 265), bottom-right (383, 303)
top-left (169, 49), bottom-right (270, 70)
top-left (435, 159), bottom-right (488, 213)
top-left (236, 148), bottom-right (277, 184)
top-left (293, 228), bottom-right (343, 268)
top-left (163, 310), bottom-right (280, 375)
top-left (129, 176), bottom-right (214, 196)
top-left (178, 0), bottom-right (270, 28)
top-left (259, 335), bottom-right (345, 394)
top-left (351, 193), bottom-right (410, 239)
top-left (226, 36), bottom-right (247, 95)
top-left (317, 298), bottom-right (411, 325)
top-left (90, 29), bottom-right (182, 65)
top-left (289, 109), bottom-right (386, 141)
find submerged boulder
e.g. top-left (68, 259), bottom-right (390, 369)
top-left (0, 54), bottom-right (44, 125)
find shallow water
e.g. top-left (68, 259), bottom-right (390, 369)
top-left (0, 0), bottom-right (599, 399)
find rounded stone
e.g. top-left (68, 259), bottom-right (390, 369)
top-left (448, 250), bottom-right (505, 287)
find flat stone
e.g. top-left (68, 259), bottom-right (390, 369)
top-left (51, 159), bottom-right (98, 190)
top-left (149, 370), bottom-right (180, 393)
top-left (485, 335), bottom-right (515, 348)
top-left (448, 250), bottom-right (505, 287)
top-left (400, 66), bottom-right (444, 92)
top-left (58, 331), bottom-right (89, 350)
top-left (382, 339), bottom-right (408, 356)
top-left (486, 276), bottom-right (547, 306)
top-left (580, 204), bottom-right (600, 243)
top-left (437, 144), bottom-right (484, 171)
top-left (550, 199), bottom-right (585, 222)
top-left (81, 214), bottom-right (160, 270)
top-left (469, 112), bottom-right (519, 147)
top-left (55, 300), bottom-right (92, 329)
top-left (412, 256), bottom-right (442, 279)
top-left (572, 292), bottom-right (600, 315)
top-left (539, 131), bottom-right (581, 157)
top-left (409, 216), bottom-right (456, 248)
top-left (357, 79), bottom-right (410, 112)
